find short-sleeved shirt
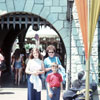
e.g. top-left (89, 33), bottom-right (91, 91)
top-left (44, 56), bottom-right (61, 77)
top-left (46, 72), bottom-right (63, 88)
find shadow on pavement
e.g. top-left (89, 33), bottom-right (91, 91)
top-left (0, 92), bottom-right (15, 94)
top-left (1, 72), bottom-right (27, 88)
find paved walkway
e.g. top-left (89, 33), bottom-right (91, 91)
top-left (0, 88), bottom-right (47, 100)
top-left (0, 88), bottom-right (63, 100)
top-left (0, 72), bottom-right (63, 100)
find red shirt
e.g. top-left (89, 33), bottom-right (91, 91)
top-left (46, 72), bottom-right (63, 88)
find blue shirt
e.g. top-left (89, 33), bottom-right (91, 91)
top-left (44, 56), bottom-right (61, 77)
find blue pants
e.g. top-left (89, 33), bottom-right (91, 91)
top-left (45, 82), bottom-right (60, 100)
top-left (27, 75), bottom-right (41, 100)
top-left (50, 87), bottom-right (60, 100)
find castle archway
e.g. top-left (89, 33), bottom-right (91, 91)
top-left (0, 12), bottom-right (66, 75)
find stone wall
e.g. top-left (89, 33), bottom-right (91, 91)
top-left (72, 3), bottom-right (98, 83)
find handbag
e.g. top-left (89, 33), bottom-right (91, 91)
top-left (58, 65), bottom-right (66, 84)
top-left (56, 57), bottom-right (66, 84)
top-left (0, 61), bottom-right (6, 71)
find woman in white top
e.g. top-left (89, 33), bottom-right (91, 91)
top-left (25, 48), bottom-right (45, 100)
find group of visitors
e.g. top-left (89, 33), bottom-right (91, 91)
top-left (0, 45), bottom-right (97, 100)
top-left (25, 45), bottom-right (64, 100)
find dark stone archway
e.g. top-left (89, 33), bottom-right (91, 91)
top-left (1, 26), bottom-right (27, 73)
top-left (0, 12), bottom-right (50, 74)
top-left (0, 12), bottom-right (66, 76)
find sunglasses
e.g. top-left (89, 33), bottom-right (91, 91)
top-left (52, 65), bottom-right (58, 68)
top-left (48, 52), bottom-right (54, 54)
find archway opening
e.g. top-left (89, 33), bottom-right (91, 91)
top-left (0, 12), bottom-right (66, 87)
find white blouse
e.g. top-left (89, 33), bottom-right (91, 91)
top-left (26, 58), bottom-right (43, 92)
top-left (27, 58), bottom-right (42, 72)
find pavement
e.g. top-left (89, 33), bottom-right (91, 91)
top-left (0, 72), bottom-right (63, 100)
top-left (0, 88), bottom-right (63, 100)
top-left (0, 88), bottom-right (47, 100)
top-left (0, 73), bottom-right (47, 100)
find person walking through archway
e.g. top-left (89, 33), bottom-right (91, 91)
top-left (12, 49), bottom-right (23, 86)
top-left (0, 49), bottom-right (6, 87)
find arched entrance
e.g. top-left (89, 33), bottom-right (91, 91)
top-left (0, 12), bottom-right (66, 82)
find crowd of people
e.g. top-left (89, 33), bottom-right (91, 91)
top-left (25, 45), bottom-right (65, 100)
top-left (5, 45), bottom-right (65, 100)
top-left (0, 45), bottom-right (97, 100)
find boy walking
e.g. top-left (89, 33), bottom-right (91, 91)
top-left (46, 62), bottom-right (63, 100)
